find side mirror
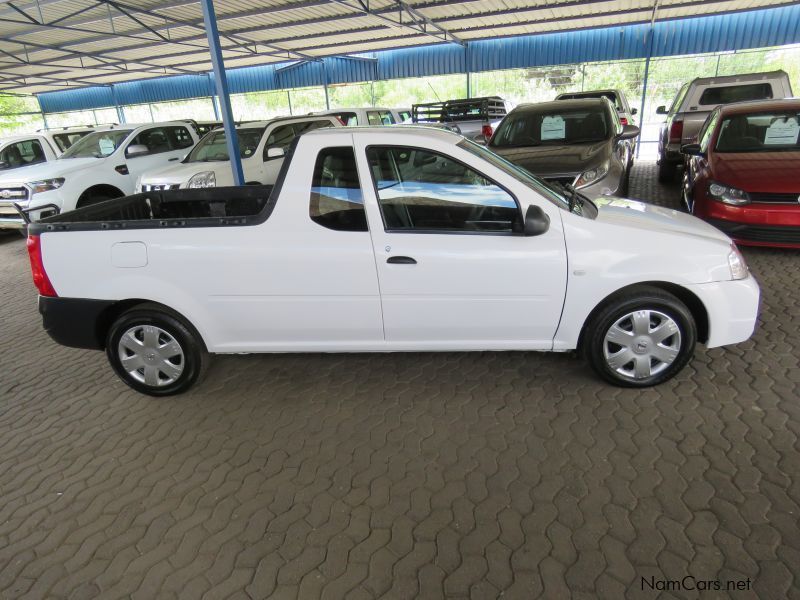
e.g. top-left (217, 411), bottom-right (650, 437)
top-left (656, 105), bottom-right (668, 115)
top-left (680, 143), bottom-right (704, 157)
top-left (523, 204), bottom-right (550, 237)
top-left (265, 146), bottom-right (284, 160)
top-left (126, 144), bottom-right (149, 158)
top-left (619, 124), bottom-right (640, 140)
top-left (631, 108), bottom-right (638, 115)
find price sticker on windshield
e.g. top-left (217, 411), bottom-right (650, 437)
top-left (98, 138), bottom-right (116, 156)
top-left (541, 116), bottom-right (566, 141)
top-left (764, 116), bottom-right (799, 145)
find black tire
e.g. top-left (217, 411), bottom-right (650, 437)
top-left (583, 286), bottom-right (696, 388)
top-left (620, 167), bottom-right (631, 197)
top-left (105, 303), bottom-right (208, 396)
top-left (657, 159), bottom-right (675, 183)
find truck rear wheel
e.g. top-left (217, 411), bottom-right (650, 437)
top-left (657, 159), bottom-right (676, 183)
top-left (106, 304), bottom-right (208, 396)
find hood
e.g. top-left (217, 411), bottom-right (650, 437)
top-left (0, 157), bottom-right (101, 184)
top-left (711, 151), bottom-right (800, 193)
top-left (139, 160), bottom-right (236, 187)
top-left (593, 197), bottom-right (731, 245)
top-left (492, 140), bottom-right (609, 177)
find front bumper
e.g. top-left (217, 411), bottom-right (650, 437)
top-left (686, 275), bottom-right (760, 349)
top-left (697, 201), bottom-right (800, 248)
top-left (39, 296), bottom-right (114, 350)
top-left (0, 198), bottom-right (62, 229)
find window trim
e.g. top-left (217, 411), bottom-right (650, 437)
top-left (309, 145), bottom-right (369, 233)
top-left (364, 144), bottom-right (524, 236)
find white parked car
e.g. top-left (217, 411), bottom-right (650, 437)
top-left (28, 127), bottom-right (759, 396)
top-left (137, 115), bottom-right (338, 191)
top-left (0, 127), bottom-right (98, 228)
top-left (0, 122), bottom-right (199, 229)
top-left (313, 107), bottom-right (406, 126)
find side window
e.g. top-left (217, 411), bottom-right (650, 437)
top-left (52, 132), bottom-right (87, 152)
top-left (167, 126), bottom-right (195, 149)
top-left (333, 112), bottom-right (358, 126)
top-left (310, 147), bottom-right (367, 232)
top-left (0, 140), bottom-right (46, 168)
top-left (263, 123), bottom-right (297, 159)
top-left (128, 127), bottom-right (171, 156)
top-left (699, 111), bottom-right (720, 151)
top-left (367, 111), bottom-right (395, 126)
top-left (366, 146), bottom-right (521, 233)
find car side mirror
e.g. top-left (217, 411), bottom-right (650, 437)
top-left (656, 105), bottom-right (668, 115)
top-left (126, 144), bottom-right (149, 158)
top-left (523, 204), bottom-right (550, 237)
top-left (631, 108), bottom-right (638, 115)
top-left (619, 124), bottom-right (640, 140)
top-left (265, 147), bottom-right (284, 160)
top-left (680, 143), bottom-right (705, 157)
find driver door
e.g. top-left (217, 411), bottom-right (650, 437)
top-left (355, 143), bottom-right (568, 348)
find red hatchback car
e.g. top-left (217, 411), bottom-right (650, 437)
top-left (681, 99), bottom-right (800, 248)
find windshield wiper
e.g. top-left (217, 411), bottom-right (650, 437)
top-left (562, 183), bottom-right (584, 214)
top-left (564, 138), bottom-right (605, 145)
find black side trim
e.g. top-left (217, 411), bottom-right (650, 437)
top-left (39, 297), bottom-right (114, 350)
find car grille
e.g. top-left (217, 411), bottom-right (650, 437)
top-left (749, 192), bottom-right (800, 204)
top-left (0, 187), bottom-right (29, 201)
top-left (707, 219), bottom-right (800, 244)
top-left (141, 184), bottom-right (180, 192)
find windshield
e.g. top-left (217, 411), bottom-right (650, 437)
top-left (459, 139), bottom-right (570, 209)
top-left (715, 112), bottom-right (800, 153)
top-left (186, 127), bottom-right (265, 162)
top-left (60, 130), bottom-right (131, 159)
top-left (490, 106), bottom-right (610, 148)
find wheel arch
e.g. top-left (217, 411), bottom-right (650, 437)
top-left (95, 298), bottom-right (208, 351)
top-left (78, 184), bottom-right (125, 205)
top-left (577, 281), bottom-right (709, 352)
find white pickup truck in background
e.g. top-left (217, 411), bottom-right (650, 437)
top-left (27, 127), bottom-right (759, 396)
top-left (137, 115), bottom-right (338, 191)
top-left (0, 121), bottom-right (199, 228)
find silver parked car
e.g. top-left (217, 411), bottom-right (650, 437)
top-left (489, 98), bottom-right (639, 197)
top-left (655, 70), bottom-right (792, 182)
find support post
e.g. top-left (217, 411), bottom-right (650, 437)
top-left (464, 44), bottom-right (471, 98)
top-left (109, 85), bottom-right (125, 124)
top-left (287, 90), bottom-right (292, 115)
top-left (636, 27), bottom-right (655, 159)
top-left (41, 111), bottom-right (49, 130)
top-left (208, 73), bottom-right (220, 119)
top-left (199, 0), bottom-right (244, 185)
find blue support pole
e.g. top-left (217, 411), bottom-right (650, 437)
top-left (199, 0), bottom-right (244, 186)
top-left (109, 85), bottom-right (125, 124)
top-left (636, 26), bottom-right (655, 159)
top-left (208, 73), bottom-right (220, 120)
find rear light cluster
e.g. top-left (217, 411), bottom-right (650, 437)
top-left (26, 235), bottom-right (58, 297)
top-left (481, 124), bottom-right (494, 140)
top-left (669, 119), bottom-right (684, 143)
top-left (620, 117), bottom-right (629, 126)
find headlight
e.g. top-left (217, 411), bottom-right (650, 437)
top-left (708, 181), bottom-right (749, 205)
top-left (728, 244), bottom-right (748, 280)
top-left (187, 171), bottom-right (216, 189)
top-left (574, 161), bottom-right (610, 189)
top-left (28, 178), bottom-right (65, 194)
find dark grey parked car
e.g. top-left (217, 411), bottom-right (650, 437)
top-left (489, 98), bottom-right (640, 197)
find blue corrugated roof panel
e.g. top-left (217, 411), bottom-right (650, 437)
top-left (37, 86), bottom-right (115, 113)
top-left (36, 4), bottom-right (800, 114)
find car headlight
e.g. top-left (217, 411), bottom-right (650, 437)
top-left (28, 178), bottom-right (65, 194)
top-left (187, 171), bottom-right (216, 189)
top-left (574, 161), bottom-right (610, 189)
top-left (728, 244), bottom-right (748, 280)
top-left (708, 181), bottom-right (749, 205)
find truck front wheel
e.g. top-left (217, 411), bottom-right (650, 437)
top-left (583, 287), bottom-right (696, 387)
top-left (106, 304), bottom-right (208, 396)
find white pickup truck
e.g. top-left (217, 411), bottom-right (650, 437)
top-left (27, 127), bottom-right (760, 396)
top-left (137, 115), bottom-right (338, 191)
top-left (0, 121), bottom-right (199, 228)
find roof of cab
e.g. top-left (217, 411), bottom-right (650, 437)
top-left (303, 124), bottom-right (463, 142)
top-left (718, 98), bottom-right (800, 116)
top-left (513, 98), bottom-right (610, 112)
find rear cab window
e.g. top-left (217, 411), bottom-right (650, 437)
top-left (699, 83), bottom-right (773, 106)
top-left (367, 111), bottom-right (395, 126)
top-left (52, 131), bottom-right (90, 152)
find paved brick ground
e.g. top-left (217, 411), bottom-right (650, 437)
top-left (1, 162), bottom-right (798, 600)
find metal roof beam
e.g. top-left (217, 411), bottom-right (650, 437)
top-left (328, 0), bottom-right (465, 46)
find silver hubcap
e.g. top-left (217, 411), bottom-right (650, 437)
top-left (117, 325), bottom-right (184, 387)
top-left (603, 310), bottom-right (682, 380)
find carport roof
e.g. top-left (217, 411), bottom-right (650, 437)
top-left (0, 0), bottom-right (795, 95)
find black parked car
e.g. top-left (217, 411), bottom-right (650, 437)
top-left (489, 98), bottom-right (640, 197)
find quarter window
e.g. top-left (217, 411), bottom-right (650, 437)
top-left (366, 146), bottom-right (521, 233)
top-left (52, 132), bottom-right (89, 152)
top-left (167, 126), bottom-right (195, 149)
top-left (310, 147), bottom-right (367, 232)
